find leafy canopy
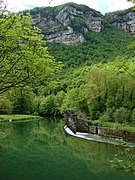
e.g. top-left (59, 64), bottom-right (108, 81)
top-left (0, 4), bottom-right (59, 94)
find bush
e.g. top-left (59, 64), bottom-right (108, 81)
top-left (33, 96), bottom-right (43, 114)
top-left (114, 107), bottom-right (130, 124)
top-left (11, 88), bottom-right (35, 114)
top-left (55, 91), bottom-right (65, 113)
top-left (0, 96), bottom-right (13, 114)
top-left (39, 95), bottom-right (58, 115)
top-left (60, 88), bottom-right (80, 113)
top-left (99, 113), bottom-right (110, 122)
top-left (131, 109), bottom-right (135, 125)
top-left (99, 108), bottom-right (115, 122)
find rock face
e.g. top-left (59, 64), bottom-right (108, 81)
top-left (30, 3), bottom-right (135, 44)
top-left (105, 8), bottom-right (135, 34)
top-left (30, 3), bottom-right (103, 45)
top-left (113, 11), bottom-right (135, 34)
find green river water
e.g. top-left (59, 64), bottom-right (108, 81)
top-left (0, 118), bottom-right (135, 180)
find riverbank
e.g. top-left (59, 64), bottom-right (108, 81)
top-left (94, 120), bottom-right (135, 132)
top-left (0, 114), bottom-right (41, 122)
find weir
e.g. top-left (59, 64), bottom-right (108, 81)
top-left (64, 125), bottom-right (135, 147)
top-left (64, 111), bottom-right (135, 145)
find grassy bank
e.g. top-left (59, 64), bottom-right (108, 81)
top-left (0, 114), bottom-right (41, 122)
top-left (94, 120), bottom-right (135, 132)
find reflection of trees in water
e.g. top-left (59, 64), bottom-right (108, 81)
top-left (111, 147), bottom-right (135, 174)
top-left (5, 118), bottom-right (65, 150)
top-left (0, 118), bottom-right (65, 150)
top-left (32, 118), bottom-right (66, 146)
top-left (0, 123), bottom-right (13, 139)
top-left (10, 121), bottom-right (34, 149)
top-left (1, 119), bottom-right (135, 179)
top-left (37, 117), bottom-right (62, 131)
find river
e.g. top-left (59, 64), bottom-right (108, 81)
top-left (0, 118), bottom-right (135, 180)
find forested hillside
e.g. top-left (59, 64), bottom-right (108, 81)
top-left (48, 28), bottom-right (135, 67)
top-left (0, 2), bottom-right (135, 126)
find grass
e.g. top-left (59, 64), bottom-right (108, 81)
top-left (94, 120), bottom-right (135, 132)
top-left (0, 114), bottom-right (41, 122)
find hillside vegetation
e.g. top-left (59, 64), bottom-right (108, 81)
top-left (48, 28), bottom-right (135, 67)
top-left (0, 2), bottom-right (135, 126)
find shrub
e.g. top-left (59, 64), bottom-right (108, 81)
top-left (114, 107), bottom-right (130, 124)
top-left (55, 91), bottom-right (65, 113)
top-left (131, 109), bottom-right (135, 125)
top-left (0, 96), bottom-right (13, 114)
top-left (33, 96), bottom-right (43, 114)
top-left (99, 113), bottom-right (110, 122)
top-left (99, 108), bottom-right (115, 122)
top-left (59, 88), bottom-right (78, 113)
top-left (11, 89), bottom-right (35, 114)
top-left (39, 95), bottom-right (58, 115)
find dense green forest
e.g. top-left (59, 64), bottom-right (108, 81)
top-left (0, 1), bottom-right (135, 127)
top-left (48, 29), bottom-right (134, 67)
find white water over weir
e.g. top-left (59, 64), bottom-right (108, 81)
top-left (64, 125), bottom-right (135, 147)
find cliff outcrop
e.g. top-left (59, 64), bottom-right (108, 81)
top-left (30, 3), bottom-right (103, 45)
top-left (28, 3), bottom-right (135, 44)
top-left (104, 7), bottom-right (135, 34)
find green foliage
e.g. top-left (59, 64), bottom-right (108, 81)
top-left (39, 56), bottom-right (135, 121)
top-left (64, 3), bottom-right (91, 13)
top-left (48, 29), bottom-right (135, 67)
top-left (127, 0), bottom-right (135, 3)
top-left (111, 147), bottom-right (135, 174)
top-left (29, 2), bottom-right (102, 18)
top-left (60, 88), bottom-right (80, 113)
top-left (39, 95), bottom-right (58, 115)
top-left (71, 17), bottom-right (87, 32)
top-left (29, 6), bottom-right (60, 18)
top-left (55, 91), bottom-right (66, 112)
top-left (0, 11), bottom-right (57, 93)
top-left (0, 95), bottom-right (13, 114)
top-left (10, 88), bottom-right (36, 114)
top-left (104, 6), bottom-right (135, 25)
top-left (1, 1), bottom-right (135, 121)
top-left (114, 107), bottom-right (130, 124)
top-left (99, 108), bottom-right (115, 122)
top-left (131, 109), bottom-right (135, 125)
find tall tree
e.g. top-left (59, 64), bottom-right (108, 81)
top-left (0, 2), bottom-right (58, 94)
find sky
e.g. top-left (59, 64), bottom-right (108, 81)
top-left (6, 0), bottom-right (134, 14)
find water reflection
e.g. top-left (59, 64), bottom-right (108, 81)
top-left (0, 119), bottom-right (135, 180)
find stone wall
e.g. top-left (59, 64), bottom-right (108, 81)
top-left (89, 125), bottom-right (98, 134)
top-left (124, 131), bottom-right (135, 142)
top-left (64, 113), bottom-right (135, 143)
top-left (76, 118), bottom-right (89, 133)
top-left (97, 126), bottom-right (124, 138)
top-left (89, 125), bottom-right (135, 143)
top-left (64, 112), bottom-right (89, 133)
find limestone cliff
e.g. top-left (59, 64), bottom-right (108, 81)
top-left (30, 3), bottom-right (103, 45)
top-left (28, 3), bottom-right (135, 44)
top-left (104, 7), bottom-right (135, 34)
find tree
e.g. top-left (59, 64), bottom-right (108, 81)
top-left (0, 2), bottom-right (59, 94)
top-left (10, 88), bottom-right (36, 114)
top-left (0, 95), bottom-right (13, 113)
top-left (127, 0), bottom-right (135, 3)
